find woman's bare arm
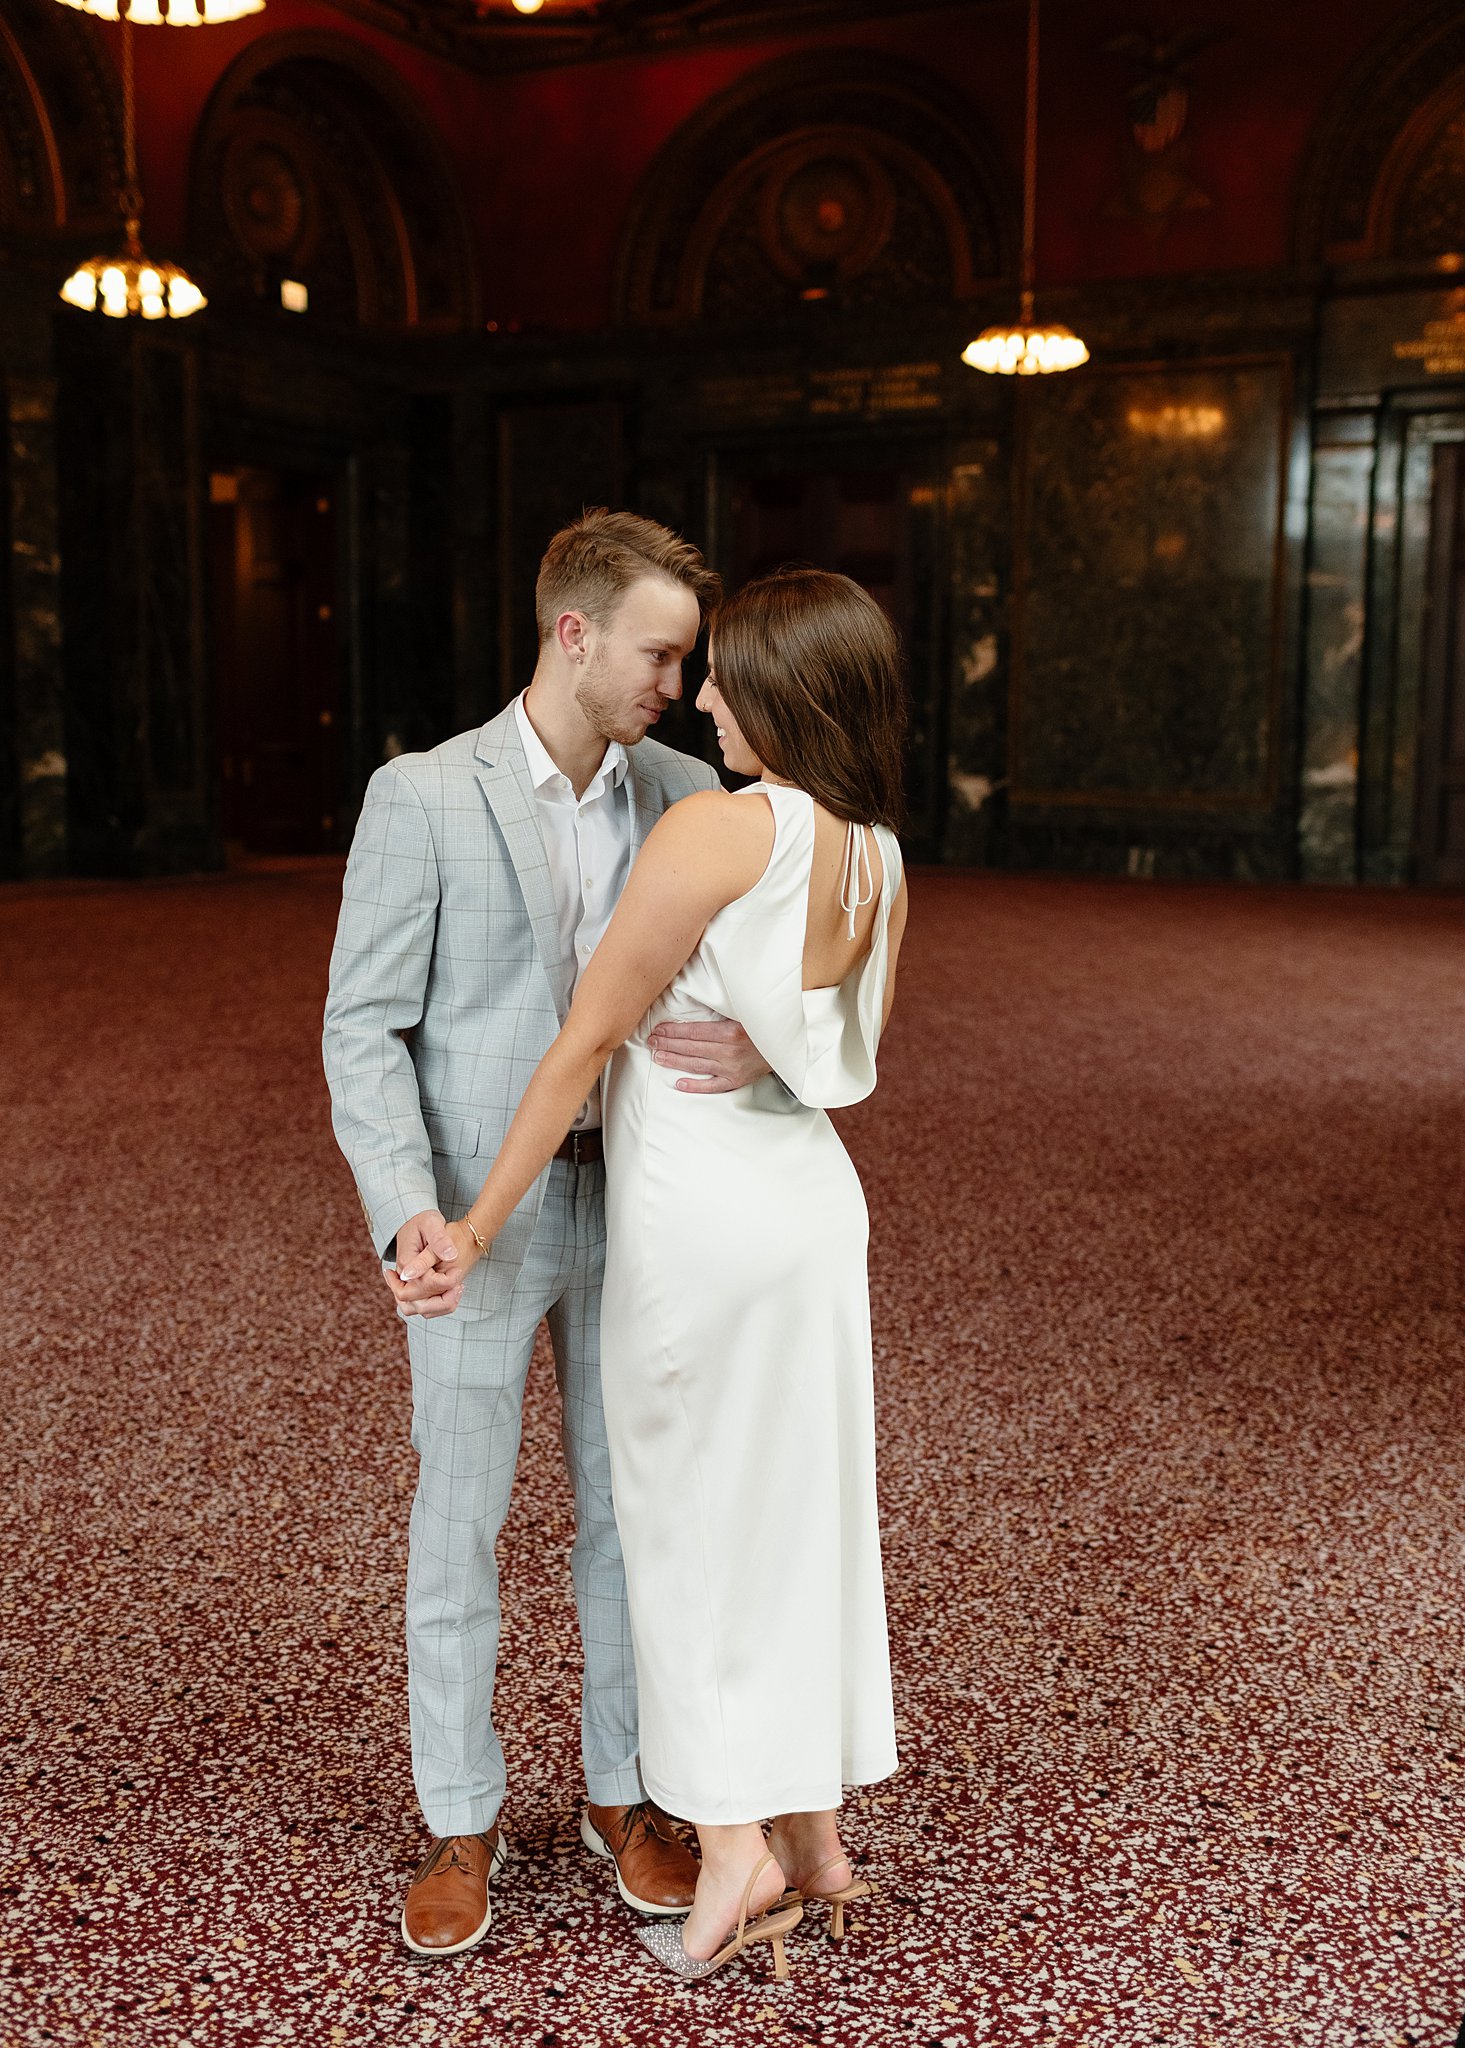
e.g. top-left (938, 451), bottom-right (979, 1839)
top-left (398, 791), bottom-right (772, 1283)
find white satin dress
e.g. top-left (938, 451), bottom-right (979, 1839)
top-left (599, 782), bottom-right (901, 1824)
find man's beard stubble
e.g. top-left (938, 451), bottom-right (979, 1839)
top-left (574, 646), bottom-right (644, 749)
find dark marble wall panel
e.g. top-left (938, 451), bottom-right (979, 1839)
top-left (1013, 360), bottom-right (1289, 811)
top-left (133, 346), bottom-right (208, 822)
top-left (941, 438), bottom-right (1008, 867)
top-left (1300, 425), bottom-right (1373, 881)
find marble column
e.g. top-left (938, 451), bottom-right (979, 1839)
top-left (8, 373), bottom-right (66, 878)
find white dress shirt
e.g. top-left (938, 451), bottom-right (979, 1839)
top-left (514, 691), bottom-right (633, 1130)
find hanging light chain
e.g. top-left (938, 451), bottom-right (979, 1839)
top-left (120, 15), bottom-right (142, 231)
top-left (960, 0), bottom-right (1088, 376)
top-left (1020, 0), bottom-right (1038, 324)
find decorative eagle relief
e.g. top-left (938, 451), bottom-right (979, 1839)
top-left (1101, 26), bottom-right (1231, 240)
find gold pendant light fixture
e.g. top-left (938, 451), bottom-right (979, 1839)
top-left (59, 20), bottom-right (207, 319)
top-left (963, 0), bottom-right (1088, 376)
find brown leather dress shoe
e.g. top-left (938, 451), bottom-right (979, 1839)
top-left (581, 1799), bottom-right (699, 1917)
top-left (400, 1827), bottom-right (508, 1956)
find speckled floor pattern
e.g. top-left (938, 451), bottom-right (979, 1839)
top-left (2, 863), bottom-right (1463, 2048)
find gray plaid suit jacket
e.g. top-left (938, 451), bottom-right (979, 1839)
top-left (322, 702), bottom-right (719, 1314)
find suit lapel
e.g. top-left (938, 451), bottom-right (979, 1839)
top-left (473, 707), bottom-right (566, 1018)
top-left (624, 747), bottom-right (662, 858)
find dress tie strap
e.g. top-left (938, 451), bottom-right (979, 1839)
top-left (840, 820), bottom-right (874, 939)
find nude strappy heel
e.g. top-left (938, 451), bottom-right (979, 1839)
top-left (780, 1852), bottom-right (874, 1940)
top-left (637, 1852), bottom-right (803, 1983)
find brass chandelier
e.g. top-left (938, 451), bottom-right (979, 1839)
top-left (58, 20), bottom-right (207, 318)
top-left (963, 0), bottom-right (1088, 377)
top-left (55, 0), bottom-right (262, 21)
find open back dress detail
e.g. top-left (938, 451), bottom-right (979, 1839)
top-left (599, 782), bottom-right (901, 1824)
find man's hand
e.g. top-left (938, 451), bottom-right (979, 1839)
top-left (386, 1208), bottom-right (465, 1320)
top-left (647, 1017), bottom-right (771, 1094)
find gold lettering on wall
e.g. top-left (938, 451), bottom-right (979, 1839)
top-left (1393, 309), bottom-right (1465, 377)
top-left (695, 362), bottom-right (944, 422)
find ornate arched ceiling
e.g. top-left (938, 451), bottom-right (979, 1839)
top-left (1297, 0), bottom-right (1465, 264)
top-left (0, 0), bottom-right (120, 245)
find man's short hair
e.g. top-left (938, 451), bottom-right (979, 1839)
top-left (535, 507), bottom-right (722, 645)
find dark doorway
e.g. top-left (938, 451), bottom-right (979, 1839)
top-left (1419, 442), bottom-right (1465, 887)
top-left (716, 445), bottom-right (947, 857)
top-left (208, 466), bottom-right (341, 857)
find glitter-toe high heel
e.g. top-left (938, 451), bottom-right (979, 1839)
top-left (637, 1853), bottom-right (802, 1983)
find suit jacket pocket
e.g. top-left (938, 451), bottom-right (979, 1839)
top-left (422, 1110), bottom-right (483, 1158)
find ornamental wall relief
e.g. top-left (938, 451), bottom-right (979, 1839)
top-left (616, 54), bottom-right (1009, 325)
top-left (191, 39), bottom-right (476, 331)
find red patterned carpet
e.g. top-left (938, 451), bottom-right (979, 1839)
top-left (2, 863), bottom-right (1463, 2048)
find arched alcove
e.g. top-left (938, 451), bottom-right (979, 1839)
top-left (190, 36), bottom-right (477, 331)
top-left (615, 52), bottom-right (1012, 325)
top-left (1296, 0), bottom-right (1465, 264)
top-left (0, 0), bottom-right (121, 244)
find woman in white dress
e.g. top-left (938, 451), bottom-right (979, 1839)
top-left (408, 568), bottom-right (909, 1981)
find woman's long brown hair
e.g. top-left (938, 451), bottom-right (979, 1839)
top-left (711, 569), bottom-right (907, 830)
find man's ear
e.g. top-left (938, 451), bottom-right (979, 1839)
top-left (557, 609), bottom-right (590, 663)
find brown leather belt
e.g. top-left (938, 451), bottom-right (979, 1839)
top-left (553, 1128), bottom-right (604, 1166)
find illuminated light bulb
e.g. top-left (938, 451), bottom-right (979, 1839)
top-left (280, 278), bottom-right (308, 313)
top-left (100, 268), bottom-right (129, 317)
top-left (50, 0), bottom-right (263, 19)
top-left (167, 273), bottom-right (206, 317)
top-left (60, 268), bottom-right (99, 311)
top-left (512, 0), bottom-right (545, 12)
top-left (141, 292), bottom-right (166, 318)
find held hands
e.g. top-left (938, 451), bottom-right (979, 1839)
top-left (386, 1208), bottom-right (485, 1321)
top-left (647, 1018), bottom-right (771, 1093)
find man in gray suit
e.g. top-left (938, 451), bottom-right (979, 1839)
top-left (323, 510), bottom-right (768, 1956)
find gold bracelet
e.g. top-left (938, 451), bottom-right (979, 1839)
top-left (463, 1216), bottom-right (488, 1257)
